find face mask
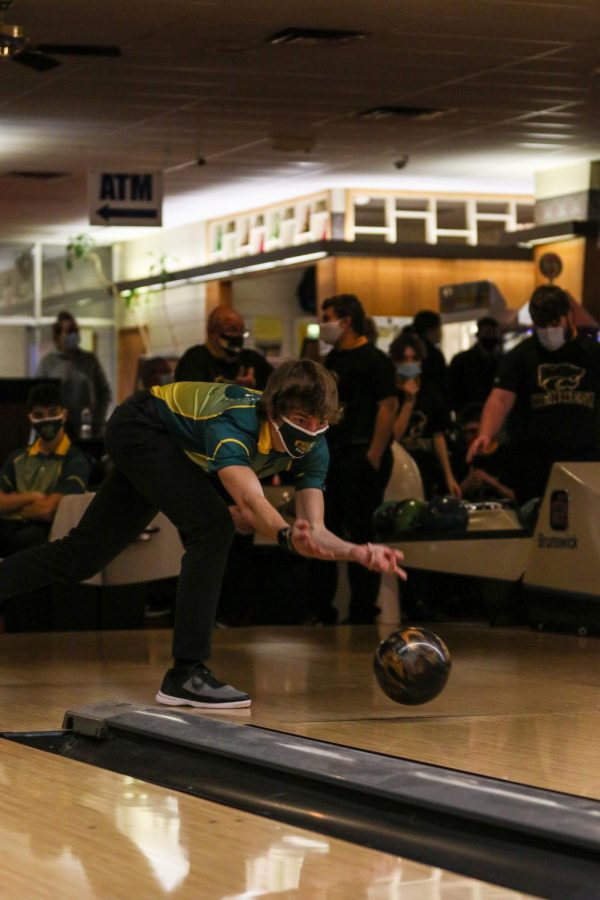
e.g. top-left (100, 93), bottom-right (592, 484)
top-left (536, 326), bottom-right (567, 352)
top-left (218, 332), bottom-right (245, 356)
top-left (63, 332), bottom-right (80, 351)
top-left (319, 320), bottom-right (344, 346)
top-left (395, 362), bottom-right (421, 379)
top-left (271, 415), bottom-right (329, 459)
top-left (32, 416), bottom-right (63, 442)
top-left (479, 336), bottom-right (500, 352)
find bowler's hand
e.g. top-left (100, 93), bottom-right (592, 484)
top-left (352, 543), bottom-right (407, 580)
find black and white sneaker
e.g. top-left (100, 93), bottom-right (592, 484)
top-left (156, 663), bottom-right (251, 709)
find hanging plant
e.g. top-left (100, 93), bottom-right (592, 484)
top-left (65, 233), bottom-right (97, 270)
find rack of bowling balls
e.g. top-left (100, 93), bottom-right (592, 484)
top-left (373, 495), bottom-right (469, 538)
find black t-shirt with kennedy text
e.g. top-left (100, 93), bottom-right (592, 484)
top-left (325, 343), bottom-right (396, 453)
top-left (494, 334), bottom-right (600, 453)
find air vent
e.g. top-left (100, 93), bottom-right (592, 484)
top-left (7, 170), bottom-right (68, 179)
top-left (267, 27), bottom-right (367, 45)
top-left (357, 106), bottom-right (449, 121)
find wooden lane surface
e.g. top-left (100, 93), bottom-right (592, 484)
top-left (0, 740), bottom-right (531, 899)
top-left (1, 623), bottom-right (600, 799)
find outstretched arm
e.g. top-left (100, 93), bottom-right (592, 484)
top-left (295, 487), bottom-right (406, 578)
top-left (218, 467), bottom-right (406, 578)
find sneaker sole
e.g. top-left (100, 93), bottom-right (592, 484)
top-left (155, 690), bottom-right (251, 709)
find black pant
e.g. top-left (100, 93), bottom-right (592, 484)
top-left (0, 393), bottom-right (235, 660)
top-left (309, 445), bottom-right (392, 623)
top-left (0, 520), bottom-right (50, 556)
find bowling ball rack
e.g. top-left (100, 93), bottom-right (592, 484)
top-left (3, 699), bottom-right (600, 899)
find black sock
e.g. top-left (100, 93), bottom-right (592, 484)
top-left (174, 657), bottom-right (201, 670)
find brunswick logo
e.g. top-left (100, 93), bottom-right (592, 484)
top-left (538, 533), bottom-right (578, 549)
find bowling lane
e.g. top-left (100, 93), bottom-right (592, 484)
top-left (0, 739), bottom-right (533, 899)
top-left (2, 624), bottom-right (600, 799)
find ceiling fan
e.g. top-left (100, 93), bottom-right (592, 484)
top-left (0, 0), bottom-right (121, 71)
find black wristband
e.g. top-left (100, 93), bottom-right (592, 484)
top-left (277, 526), bottom-right (298, 554)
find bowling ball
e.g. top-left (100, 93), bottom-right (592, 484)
top-left (373, 626), bottom-right (451, 705)
top-left (373, 500), bottom-right (402, 536)
top-left (393, 497), bottom-right (427, 534)
top-left (419, 495), bottom-right (469, 532)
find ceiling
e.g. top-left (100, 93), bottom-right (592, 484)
top-left (1, 0), bottom-right (599, 247)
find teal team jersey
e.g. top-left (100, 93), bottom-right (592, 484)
top-left (0, 433), bottom-right (89, 521)
top-left (150, 382), bottom-right (328, 490)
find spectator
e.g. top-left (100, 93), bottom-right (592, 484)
top-left (451, 402), bottom-right (515, 502)
top-left (176, 309), bottom-right (273, 626)
top-left (412, 309), bottom-right (448, 400)
top-left (309, 293), bottom-right (398, 624)
top-left (138, 356), bottom-right (173, 390)
top-left (468, 285), bottom-right (600, 503)
top-left (175, 307), bottom-right (273, 389)
top-left (0, 384), bottom-right (90, 556)
top-left (449, 316), bottom-right (503, 416)
top-left (390, 333), bottom-right (460, 499)
top-left (364, 316), bottom-right (379, 346)
top-left (37, 311), bottom-right (111, 438)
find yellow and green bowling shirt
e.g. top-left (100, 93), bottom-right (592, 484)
top-left (150, 381), bottom-right (329, 490)
top-left (0, 433), bottom-right (90, 520)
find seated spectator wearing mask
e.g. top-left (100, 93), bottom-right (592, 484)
top-left (390, 333), bottom-right (460, 499)
top-left (449, 316), bottom-right (503, 416)
top-left (468, 285), bottom-right (600, 503)
top-left (451, 402), bottom-right (515, 502)
top-left (36, 311), bottom-right (111, 439)
top-left (0, 384), bottom-right (90, 556)
top-left (175, 307), bottom-right (273, 390)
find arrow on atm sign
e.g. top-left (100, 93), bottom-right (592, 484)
top-left (95, 205), bottom-right (159, 221)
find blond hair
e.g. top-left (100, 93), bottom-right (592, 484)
top-left (260, 359), bottom-right (341, 424)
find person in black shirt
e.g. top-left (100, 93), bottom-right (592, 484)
top-left (451, 402), bottom-right (515, 502)
top-left (468, 285), bottom-right (600, 503)
top-left (175, 306), bottom-right (273, 626)
top-left (390, 333), bottom-right (460, 499)
top-left (175, 307), bottom-right (273, 390)
top-left (449, 316), bottom-right (503, 416)
top-left (309, 294), bottom-right (398, 624)
top-left (412, 310), bottom-right (449, 401)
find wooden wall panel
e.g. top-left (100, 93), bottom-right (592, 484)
top-left (117, 325), bottom-right (150, 402)
top-left (330, 257), bottom-right (534, 316)
top-left (316, 257), bottom-right (337, 303)
top-left (206, 280), bottom-right (233, 318)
